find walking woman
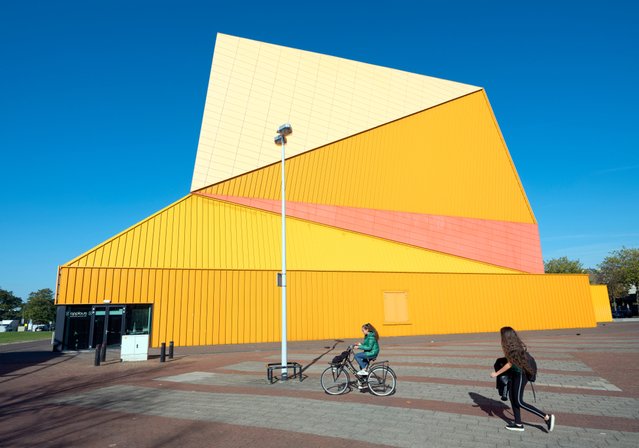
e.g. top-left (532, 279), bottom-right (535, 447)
top-left (490, 326), bottom-right (555, 432)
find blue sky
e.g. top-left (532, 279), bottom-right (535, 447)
top-left (1, 1), bottom-right (637, 301)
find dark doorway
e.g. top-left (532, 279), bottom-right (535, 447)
top-left (59, 304), bottom-right (151, 351)
top-left (90, 306), bottom-right (124, 348)
top-left (63, 307), bottom-right (92, 351)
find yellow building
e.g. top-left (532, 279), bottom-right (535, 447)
top-left (54, 34), bottom-right (605, 351)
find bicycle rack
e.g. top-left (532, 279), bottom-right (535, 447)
top-left (267, 362), bottom-right (303, 383)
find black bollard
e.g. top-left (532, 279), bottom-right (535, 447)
top-left (100, 343), bottom-right (107, 362)
top-left (169, 341), bottom-right (174, 359)
top-left (160, 342), bottom-right (166, 363)
top-left (94, 344), bottom-right (101, 366)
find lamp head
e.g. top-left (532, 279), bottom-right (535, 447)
top-left (277, 123), bottom-right (293, 137)
top-left (274, 134), bottom-right (286, 146)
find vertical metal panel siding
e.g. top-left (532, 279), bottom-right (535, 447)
top-left (66, 193), bottom-right (515, 274)
top-left (57, 267), bottom-right (283, 347)
top-left (202, 91), bottom-right (534, 224)
top-left (191, 34), bottom-right (481, 191)
top-left (66, 195), bottom-right (281, 270)
top-left (57, 267), bottom-right (595, 347)
top-left (590, 285), bottom-right (613, 322)
top-left (287, 272), bottom-right (596, 339)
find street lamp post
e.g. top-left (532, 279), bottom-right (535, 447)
top-left (274, 123), bottom-right (292, 380)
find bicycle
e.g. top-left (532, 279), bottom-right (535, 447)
top-left (320, 345), bottom-right (397, 396)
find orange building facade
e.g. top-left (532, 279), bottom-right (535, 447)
top-left (54, 34), bottom-right (607, 351)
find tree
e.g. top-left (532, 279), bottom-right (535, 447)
top-left (617, 248), bottom-right (639, 294)
top-left (544, 257), bottom-right (585, 274)
top-left (585, 268), bottom-right (605, 285)
top-left (0, 288), bottom-right (22, 320)
top-left (23, 288), bottom-right (55, 324)
top-left (598, 248), bottom-right (639, 300)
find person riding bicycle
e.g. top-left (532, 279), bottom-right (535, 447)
top-left (354, 323), bottom-right (379, 375)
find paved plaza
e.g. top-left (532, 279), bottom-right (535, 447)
top-left (1, 322), bottom-right (638, 447)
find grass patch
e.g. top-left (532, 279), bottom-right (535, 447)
top-left (0, 331), bottom-right (52, 344)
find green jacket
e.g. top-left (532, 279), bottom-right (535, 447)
top-left (359, 332), bottom-right (379, 357)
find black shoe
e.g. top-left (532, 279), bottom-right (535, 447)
top-left (546, 414), bottom-right (555, 432)
top-left (505, 423), bottom-right (524, 432)
top-left (500, 395), bottom-right (508, 401)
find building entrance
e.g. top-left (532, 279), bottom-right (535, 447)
top-left (90, 306), bottom-right (124, 348)
top-left (59, 304), bottom-right (151, 351)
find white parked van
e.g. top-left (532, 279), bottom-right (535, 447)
top-left (0, 320), bottom-right (19, 332)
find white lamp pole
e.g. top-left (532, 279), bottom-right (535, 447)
top-left (275, 123), bottom-right (292, 381)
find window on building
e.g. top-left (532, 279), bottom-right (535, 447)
top-left (125, 305), bottom-right (152, 335)
top-left (383, 291), bottom-right (409, 324)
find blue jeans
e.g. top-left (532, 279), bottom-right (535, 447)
top-left (354, 352), bottom-right (374, 370)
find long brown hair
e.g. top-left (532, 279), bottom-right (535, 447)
top-left (500, 326), bottom-right (532, 376)
top-left (363, 323), bottom-right (379, 341)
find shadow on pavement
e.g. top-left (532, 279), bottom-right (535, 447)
top-left (0, 349), bottom-right (77, 379)
top-left (0, 341), bottom-right (171, 445)
top-left (468, 392), bottom-right (511, 423)
top-left (0, 340), bottom-right (123, 379)
top-left (300, 339), bottom-right (345, 378)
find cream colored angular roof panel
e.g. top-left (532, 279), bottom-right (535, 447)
top-left (191, 33), bottom-right (482, 191)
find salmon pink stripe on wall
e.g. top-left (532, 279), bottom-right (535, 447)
top-left (197, 193), bottom-right (544, 273)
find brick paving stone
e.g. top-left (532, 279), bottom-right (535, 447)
top-left (271, 354), bottom-right (595, 371)
top-left (3, 322), bottom-right (639, 447)
top-left (158, 370), bottom-right (639, 419)
top-left (465, 341), bottom-right (638, 350)
top-left (402, 346), bottom-right (638, 354)
top-left (51, 385), bottom-right (639, 448)
top-left (392, 348), bottom-right (571, 358)
top-left (395, 367), bottom-right (617, 391)
top-left (224, 360), bottom-right (622, 391)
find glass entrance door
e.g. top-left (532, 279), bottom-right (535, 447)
top-left (90, 305), bottom-right (124, 348)
top-left (106, 307), bottom-right (123, 346)
top-left (63, 307), bottom-right (92, 350)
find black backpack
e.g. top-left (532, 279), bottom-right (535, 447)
top-left (525, 352), bottom-right (537, 382)
top-left (525, 352), bottom-right (539, 401)
top-left (331, 350), bottom-right (349, 365)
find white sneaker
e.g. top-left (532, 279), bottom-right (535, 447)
top-left (357, 369), bottom-right (368, 376)
top-left (546, 414), bottom-right (555, 432)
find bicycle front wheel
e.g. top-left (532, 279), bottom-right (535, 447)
top-left (368, 366), bottom-right (397, 396)
top-left (320, 366), bottom-right (351, 395)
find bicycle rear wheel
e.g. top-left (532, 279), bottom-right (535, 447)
top-left (320, 365), bottom-right (350, 395)
top-left (368, 365), bottom-right (397, 396)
